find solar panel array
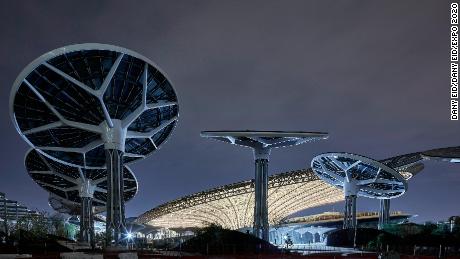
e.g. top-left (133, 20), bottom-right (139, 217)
top-left (201, 131), bottom-right (328, 150)
top-left (422, 146), bottom-right (460, 163)
top-left (25, 149), bottom-right (138, 210)
top-left (11, 44), bottom-right (179, 168)
top-left (311, 153), bottom-right (408, 199)
top-left (10, 44), bottom-right (179, 222)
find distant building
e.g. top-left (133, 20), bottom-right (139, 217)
top-left (261, 211), bottom-right (413, 245)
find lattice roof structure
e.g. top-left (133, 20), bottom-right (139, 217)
top-left (137, 169), bottom-right (343, 230)
top-left (136, 152), bottom-right (423, 230)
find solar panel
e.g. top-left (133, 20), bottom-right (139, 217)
top-left (10, 43), bottom-right (179, 168)
top-left (201, 130), bottom-right (328, 150)
top-left (422, 146), bottom-right (460, 163)
top-left (25, 149), bottom-right (138, 213)
top-left (311, 153), bottom-right (408, 199)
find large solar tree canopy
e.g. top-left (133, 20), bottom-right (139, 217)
top-left (311, 153), bottom-right (408, 230)
top-left (201, 130), bottom-right (328, 241)
top-left (25, 148), bottom-right (138, 244)
top-left (10, 43), bottom-right (179, 246)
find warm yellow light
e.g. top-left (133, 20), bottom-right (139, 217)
top-left (137, 169), bottom-right (343, 230)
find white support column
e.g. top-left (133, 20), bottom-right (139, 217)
top-left (343, 181), bottom-right (357, 229)
top-left (105, 148), bottom-right (126, 247)
top-left (79, 179), bottom-right (96, 245)
top-left (100, 119), bottom-right (129, 248)
top-left (253, 148), bottom-right (270, 241)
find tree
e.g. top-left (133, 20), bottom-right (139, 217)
top-left (14, 211), bottom-right (51, 240)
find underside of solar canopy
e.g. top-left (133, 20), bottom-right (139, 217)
top-left (201, 131), bottom-right (329, 158)
top-left (10, 43), bottom-right (179, 246)
top-left (421, 146), bottom-right (460, 163)
top-left (26, 149), bottom-right (138, 208)
top-left (48, 194), bottom-right (111, 224)
top-left (25, 148), bottom-right (138, 244)
top-left (311, 153), bottom-right (408, 230)
top-left (201, 130), bottom-right (328, 241)
top-left (48, 194), bottom-right (88, 215)
top-left (10, 43), bottom-right (179, 168)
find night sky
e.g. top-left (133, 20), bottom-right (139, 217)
top-left (0, 1), bottom-right (459, 223)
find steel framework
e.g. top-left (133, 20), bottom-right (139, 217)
top-left (25, 149), bottom-right (138, 245)
top-left (137, 168), bottom-right (342, 230)
top-left (422, 146), bottom-right (460, 163)
top-left (200, 131), bottom-right (328, 241)
top-left (136, 150), bottom-right (425, 232)
top-left (311, 152), bottom-right (408, 230)
top-left (10, 44), bottom-right (179, 247)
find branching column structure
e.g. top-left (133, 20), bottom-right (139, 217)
top-left (25, 149), bottom-right (138, 248)
top-left (201, 131), bottom-right (328, 241)
top-left (311, 153), bottom-right (408, 232)
top-left (11, 44), bottom-right (179, 248)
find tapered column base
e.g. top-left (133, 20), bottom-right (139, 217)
top-left (105, 149), bottom-right (127, 247)
top-left (343, 195), bottom-right (357, 229)
top-left (253, 157), bottom-right (269, 241)
top-left (378, 199), bottom-right (390, 230)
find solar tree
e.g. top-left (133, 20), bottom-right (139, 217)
top-left (10, 44), bottom-right (179, 246)
top-left (201, 130), bottom-right (328, 241)
top-left (25, 148), bottom-right (138, 245)
top-left (311, 153), bottom-right (407, 230)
